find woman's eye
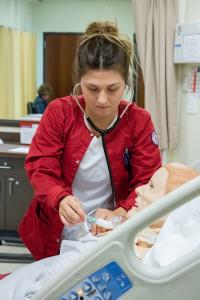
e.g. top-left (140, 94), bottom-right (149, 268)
top-left (89, 87), bottom-right (97, 91)
top-left (86, 85), bottom-right (98, 91)
top-left (108, 87), bottom-right (118, 92)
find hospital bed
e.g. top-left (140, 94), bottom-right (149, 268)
top-left (32, 174), bottom-right (200, 300)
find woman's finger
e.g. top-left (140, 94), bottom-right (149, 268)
top-left (64, 205), bottom-right (83, 223)
top-left (69, 201), bottom-right (85, 221)
top-left (60, 215), bottom-right (71, 226)
top-left (59, 196), bottom-right (85, 224)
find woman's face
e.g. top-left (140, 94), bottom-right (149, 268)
top-left (41, 94), bottom-right (50, 101)
top-left (135, 167), bottom-right (168, 211)
top-left (80, 69), bottom-right (126, 124)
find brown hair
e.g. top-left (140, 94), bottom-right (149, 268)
top-left (164, 163), bottom-right (199, 193)
top-left (73, 21), bottom-right (133, 86)
top-left (37, 83), bottom-right (53, 97)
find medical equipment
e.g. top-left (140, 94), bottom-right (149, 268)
top-left (33, 175), bottom-right (200, 300)
top-left (87, 215), bottom-right (124, 229)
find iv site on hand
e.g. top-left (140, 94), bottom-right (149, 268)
top-left (87, 215), bottom-right (124, 230)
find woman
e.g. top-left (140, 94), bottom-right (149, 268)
top-left (18, 20), bottom-right (161, 260)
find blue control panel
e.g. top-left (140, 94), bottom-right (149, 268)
top-left (59, 261), bottom-right (133, 300)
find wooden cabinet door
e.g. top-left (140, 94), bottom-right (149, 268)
top-left (5, 176), bottom-right (33, 230)
top-left (44, 33), bottom-right (82, 99)
top-left (0, 176), bottom-right (5, 229)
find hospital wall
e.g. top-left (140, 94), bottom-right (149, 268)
top-left (168, 0), bottom-right (200, 164)
top-left (31, 0), bottom-right (135, 87)
top-left (0, 0), bottom-right (134, 96)
top-left (0, 0), bottom-right (33, 31)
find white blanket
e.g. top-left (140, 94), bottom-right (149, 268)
top-left (0, 230), bottom-right (99, 300)
top-left (143, 195), bottom-right (200, 267)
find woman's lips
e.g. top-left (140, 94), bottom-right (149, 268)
top-left (96, 106), bottom-right (109, 109)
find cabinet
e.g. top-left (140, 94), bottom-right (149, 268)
top-left (0, 156), bottom-right (33, 231)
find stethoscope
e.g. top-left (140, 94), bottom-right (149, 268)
top-left (72, 83), bottom-right (133, 207)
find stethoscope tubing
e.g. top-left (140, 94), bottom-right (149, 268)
top-left (72, 83), bottom-right (132, 206)
top-left (72, 83), bottom-right (132, 134)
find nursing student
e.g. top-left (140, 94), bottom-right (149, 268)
top-left (18, 20), bottom-right (161, 260)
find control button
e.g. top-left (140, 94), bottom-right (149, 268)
top-left (120, 281), bottom-right (125, 288)
top-left (68, 291), bottom-right (79, 300)
top-left (102, 272), bottom-right (111, 282)
top-left (91, 274), bottom-right (101, 283)
top-left (104, 291), bottom-right (112, 300)
top-left (116, 276), bottom-right (122, 282)
top-left (97, 283), bottom-right (107, 292)
top-left (81, 281), bottom-right (93, 293)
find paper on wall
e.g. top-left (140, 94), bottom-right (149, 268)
top-left (183, 35), bottom-right (200, 62)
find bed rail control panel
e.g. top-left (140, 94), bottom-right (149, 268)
top-left (59, 261), bottom-right (133, 300)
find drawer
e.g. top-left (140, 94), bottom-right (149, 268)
top-left (0, 157), bottom-right (26, 176)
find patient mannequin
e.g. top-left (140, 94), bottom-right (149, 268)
top-left (128, 162), bottom-right (199, 217)
top-left (127, 162), bottom-right (200, 258)
top-left (0, 163), bottom-right (199, 299)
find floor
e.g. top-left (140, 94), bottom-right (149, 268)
top-left (0, 244), bottom-right (32, 273)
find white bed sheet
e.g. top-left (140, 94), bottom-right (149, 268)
top-left (143, 195), bottom-right (200, 267)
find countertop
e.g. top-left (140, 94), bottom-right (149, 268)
top-left (0, 143), bottom-right (29, 158)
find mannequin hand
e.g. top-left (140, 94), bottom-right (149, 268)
top-left (126, 207), bottom-right (138, 219)
top-left (59, 195), bottom-right (85, 226)
top-left (91, 208), bottom-right (114, 235)
top-left (91, 207), bottom-right (127, 236)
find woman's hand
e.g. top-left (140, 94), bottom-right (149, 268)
top-left (91, 207), bottom-right (127, 235)
top-left (59, 195), bottom-right (85, 226)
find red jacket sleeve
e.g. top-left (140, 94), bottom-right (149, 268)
top-left (25, 102), bottom-right (72, 209)
top-left (117, 109), bottom-right (162, 211)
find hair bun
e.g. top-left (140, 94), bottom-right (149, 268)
top-left (85, 21), bottom-right (118, 36)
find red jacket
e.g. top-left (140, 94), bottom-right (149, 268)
top-left (18, 96), bottom-right (161, 260)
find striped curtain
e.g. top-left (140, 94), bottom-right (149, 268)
top-left (132, 0), bottom-right (178, 150)
top-left (0, 26), bottom-right (36, 118)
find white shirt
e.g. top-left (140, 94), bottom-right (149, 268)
top-left (62, 115), bottom-right (117, 241)
top-left (72, 135), bottom-right (113, 214)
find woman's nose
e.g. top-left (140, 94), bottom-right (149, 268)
top-left (97, 91), bottom-right (108, 105)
